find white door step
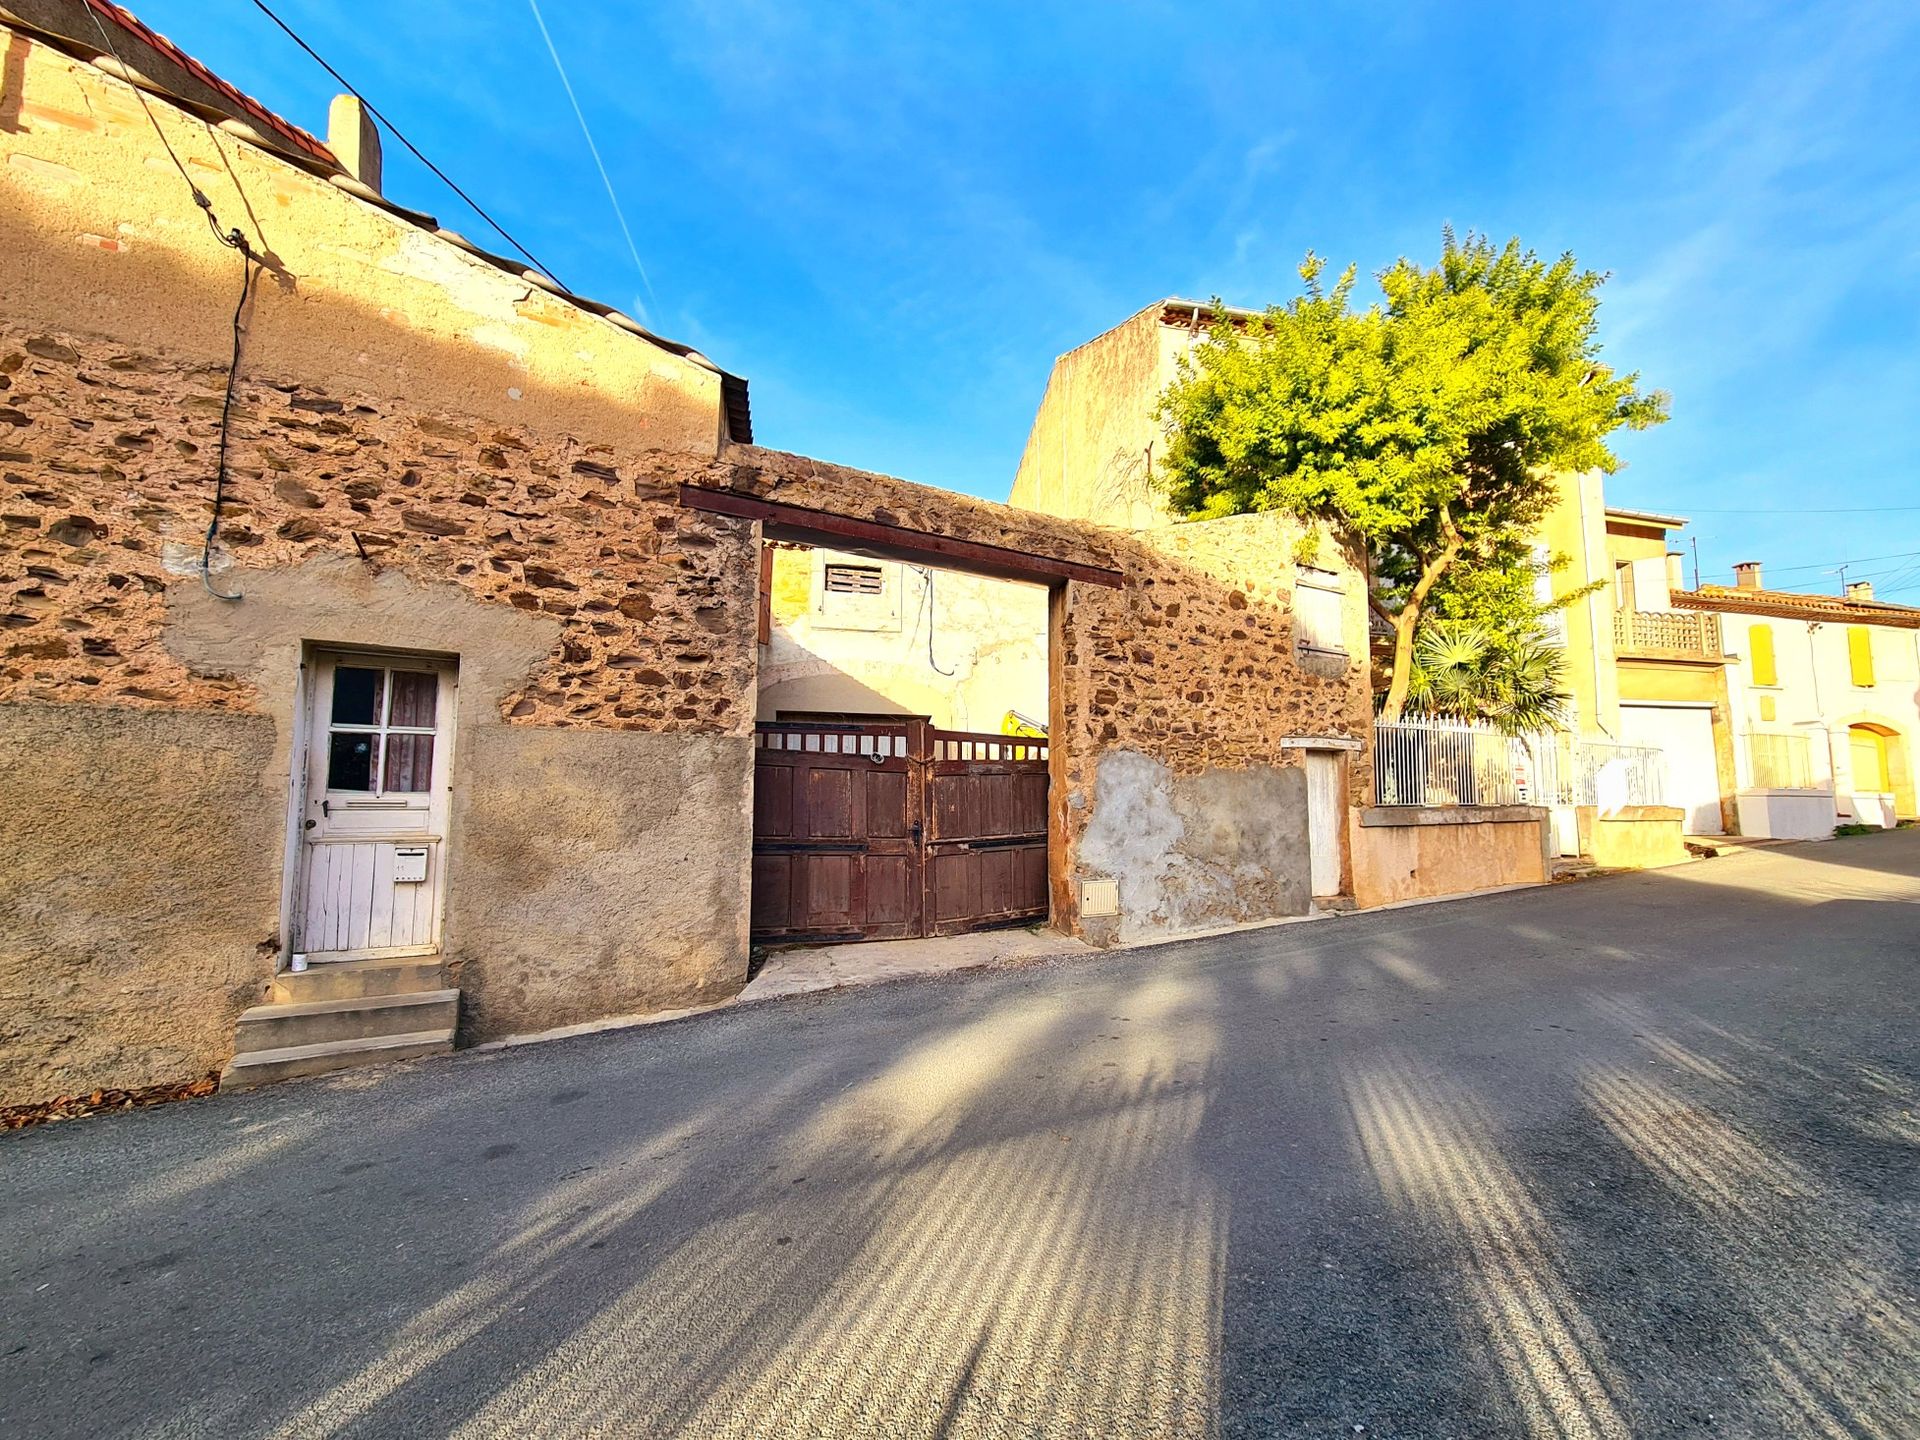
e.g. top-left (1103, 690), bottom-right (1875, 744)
top-left (221, 1028), bottom-right (455, 1091)
top-left (233, 989), bottom-right (460, 1053)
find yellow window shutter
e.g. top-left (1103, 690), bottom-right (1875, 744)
top-left (1848, 626), bottom-right (1874, 686)
top-left (1758, 695), bottom-right (1776, 722)
top-left (1750, 624), bottom-right (1776, 686)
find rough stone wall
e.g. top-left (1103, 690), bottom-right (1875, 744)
top-left (0, 324), bottom-right (757, 731)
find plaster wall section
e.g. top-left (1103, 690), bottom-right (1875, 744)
top-left (1349, 809), bottom-right (1550, 908)
top-left (1077, 751), bottom-right (1310, 943)
top-left (1540, 470), bottom-right (1623, 741)
top-left (0, 702), bottom-right (281, 1102)
top-left (0, 26), bottom-right (722, 454)
top-left (1008, 306), bottom-right (1178, 528)
top-left (447, 726), bottom-right (752, 1040)
top-left (759, 544), bottom-right (1048, 731)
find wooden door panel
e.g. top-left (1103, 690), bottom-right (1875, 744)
top-left (751, 723), bottom-right (1050, 942)
top-left (867, 770), bottom-right (909, 838)
top-left (753, 766), bottom-right (794, 839)
top-left (804, 768), bottom-right (855, 839)
top-left (864, 854), bottom-right (915, 927)
top-left (750, 854), bottom-right (791, 931)
top-left (799, 853), bottom-right (855, 930)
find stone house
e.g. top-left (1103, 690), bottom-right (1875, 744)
top-left (0, 2), bottom-right (1373, 1107)
top-left (1010, 300), bottom-right (1556, 906)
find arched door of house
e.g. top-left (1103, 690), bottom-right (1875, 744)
top-left (1849, 724), bottom-right (1893, 794)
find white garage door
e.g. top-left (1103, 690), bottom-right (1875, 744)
top-left (1619, 703), bottom-right (1723, 834)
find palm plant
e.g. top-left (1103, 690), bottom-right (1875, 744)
top-left (1404, 619), bottom-right (1570, 734)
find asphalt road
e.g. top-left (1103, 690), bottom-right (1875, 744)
top-left (4, 835), bottom-right (1918, 1438)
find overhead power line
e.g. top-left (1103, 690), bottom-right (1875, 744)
top-left (1700, 548), bottom-right (1920, 581)
top-left (246, 0), bottom-right (563, 286)
top-left (526, 0), bottom-right (658, 320)
top-left (1685, 504), bottom-right (1920, 515)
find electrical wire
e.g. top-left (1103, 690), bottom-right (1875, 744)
top-left (205, 245), bottom-right (259, 600)
top-left (526, 0), bottom-right (657, 319)
top-left (246, 0), bottom-right (564, 287)
top-left (1699, 548), bottom-right (1920, 583)
top-left (83, 0), bottom-right (251, 599)
top-left (913, 566), bottom-right (956, 676)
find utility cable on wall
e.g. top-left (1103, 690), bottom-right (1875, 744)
top-left (83, 0), bottom-right (252, 600)
top-left (913, 566), bottom-right (956, 677)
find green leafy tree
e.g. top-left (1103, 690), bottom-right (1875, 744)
top-left (1156, 229), bottom-right (1667, 720)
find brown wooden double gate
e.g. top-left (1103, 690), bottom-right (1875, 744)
top-left (751, 720), bottom-right (1050, 942)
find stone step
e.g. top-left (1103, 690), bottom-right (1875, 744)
top-left (233, 989), bottom-right (460, 1054)
top-left (221, 1029), bottom-right (455, 1092)
top-left (270, 956), bottom-right (444, 1004)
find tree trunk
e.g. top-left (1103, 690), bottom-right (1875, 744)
top-left (1380, 610), bottom-right (1420, 722)
top-left (1377, 510), bottom-right (1465, 723)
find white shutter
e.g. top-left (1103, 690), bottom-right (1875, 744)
top-left (1295, 566), bottom-right (1346, 655)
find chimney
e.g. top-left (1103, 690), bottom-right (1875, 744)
top-left (327, 95), bottom-right (382, 194)
top-left (1848, 580), bottom-right (1875, 602)
top-left (1666, 552), bottom-right (1685, 592)
top-left (1733, 561), bottom-right (1763, 590)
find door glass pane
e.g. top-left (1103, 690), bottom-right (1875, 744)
top-left (388, 669), bottom-right (438, 728)
top-left (383, 733), bottom-right (435, 793)
top-left (331, 667), bottom-right (384, 726)
top-left (327, 732), bottom-right (376, 791)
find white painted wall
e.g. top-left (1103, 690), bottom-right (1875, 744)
top-left (1719, 608), bottom-right (1920, 827)
top-left (758, 547), bottom-right (1049, 733)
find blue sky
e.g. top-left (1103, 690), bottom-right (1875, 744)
top-left (140, 0), bottom-right (1920, 596)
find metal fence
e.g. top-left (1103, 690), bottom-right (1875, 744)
top-left (1374, 718), bottom-right (1667, 810)
top-left (1567, 739), bottom-right (1668, 810)
top-left (1373, 719), bottom-right (1556, 807)
top-left (1747, 732), bottom-right (1816, 790)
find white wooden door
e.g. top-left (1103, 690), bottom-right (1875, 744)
top-left (1619, 702), bottom-right (1723, 834)
top-left (1305, 751), bottom-right (1344, 897)
top-left (295, 652), bottom-right (456, 961)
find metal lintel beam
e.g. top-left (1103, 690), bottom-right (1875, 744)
top-left (677, 484), bottom-right (1124, 589)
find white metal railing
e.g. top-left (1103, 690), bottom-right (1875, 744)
top-left (1567, 739), bottom-right (1668, 810)
top-left (1747, 732), bottom-right (1816, 790)
top-left (1373, 719), bottom-right (1560, 808)
top-left (1374, 719), bottom-right (1668, 810)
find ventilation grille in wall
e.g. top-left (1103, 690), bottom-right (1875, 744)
top-left (823, 563), bottom-right (885, 595)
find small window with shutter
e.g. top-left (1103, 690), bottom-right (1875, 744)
top-left (1848, 625), bottom-right (1875, 687)
top-left (1295, 566), bottom-right (1347, 656)
top-left (1749, 624), bottom-right (1777, 686)
top-left (823, 563), bottom-right (885, 595)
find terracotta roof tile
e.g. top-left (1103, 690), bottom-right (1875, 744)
top-left (1673, 585), bottom-right (1920, 629)
top-left (83, 0), bottom-right (336, 166)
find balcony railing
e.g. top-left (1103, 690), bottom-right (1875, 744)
top-left (1613, 609), bottom-right (1723, 658)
